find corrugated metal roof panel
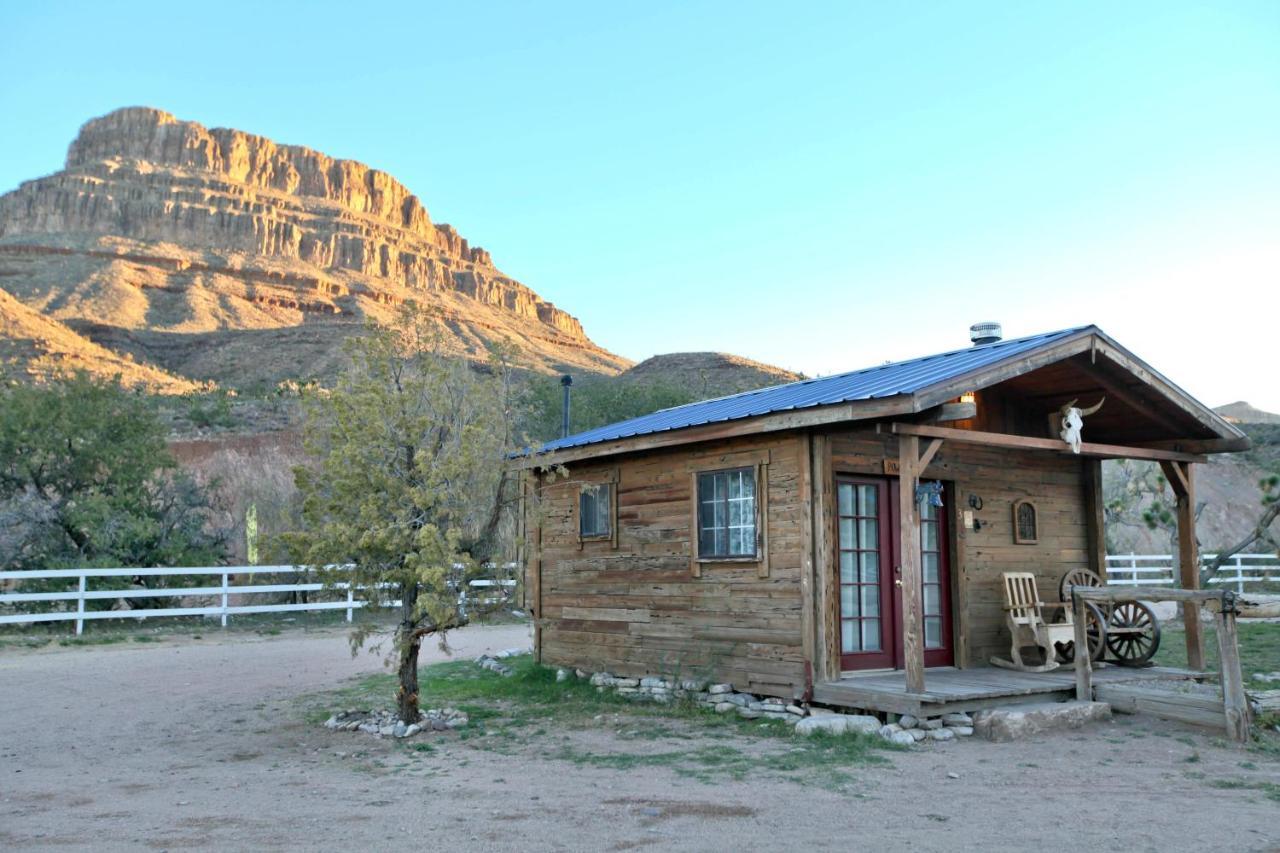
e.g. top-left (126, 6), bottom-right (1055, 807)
top-left (533, 326), bottom-right (1094, 454)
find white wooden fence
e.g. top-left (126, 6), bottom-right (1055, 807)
top-left (1105, 553), bottom-right (1280, 593)
top-left (0, 565), bottom-right (516, 635)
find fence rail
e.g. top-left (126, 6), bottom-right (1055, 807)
top-left (1105, 553), bottom-right (1280, 593)
top-left (0, 565), bottom-right (516, 635)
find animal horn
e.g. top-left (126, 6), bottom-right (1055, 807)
top-left (1060, 399), bottom-right (1078, 413)
top-left (1079, 397), bottom-right (1106, 417)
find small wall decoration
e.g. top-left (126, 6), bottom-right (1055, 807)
top-left (1013, 499), bottom-right (1038, 544)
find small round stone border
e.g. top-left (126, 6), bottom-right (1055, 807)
top-left (555, 666), bottom-right (974, 745)
top-left (323, 707), bottom-right (469, 739)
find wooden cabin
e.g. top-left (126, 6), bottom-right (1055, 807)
top-left (516, 326), bottom-right (1249, 716)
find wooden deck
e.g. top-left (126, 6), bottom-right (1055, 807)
top-left (813, 665), bottom-right (1206, 717)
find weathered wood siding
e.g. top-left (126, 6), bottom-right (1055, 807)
top-left (531, 434), bottom-right (809, 698)
top-left (826, 429), bottom-right (1090, 669)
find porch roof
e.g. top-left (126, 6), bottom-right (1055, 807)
top-left (524, 325), bottom-right (1246, 460)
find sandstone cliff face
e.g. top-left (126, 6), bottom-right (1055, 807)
top-left (0, 107), bottom-right (625, 384)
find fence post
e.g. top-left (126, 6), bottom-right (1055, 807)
top-left (346, 584), bottom-right (354, 623)
top-left (220, 572), bottom-right (229, 628)
top-left (1130, 553), bottom-right (1138, 586)
top-left (75, 573), bottom-right (86, 636)
top-left (1235, 555), bottom-right (1244, 595)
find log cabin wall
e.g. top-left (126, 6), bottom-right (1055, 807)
top-left (531, 433), bottom-right (809, 699)
top-left (825, 429), bottom-right (1091, 670)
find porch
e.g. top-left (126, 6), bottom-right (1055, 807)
top-left (813, 664), bottom-right (1207, 718)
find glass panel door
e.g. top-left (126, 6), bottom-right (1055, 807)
top-left (837, 479), bottom-right (893, 670)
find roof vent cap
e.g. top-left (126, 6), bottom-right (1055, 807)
top-left (969, 322), bottom-right (1002, 346)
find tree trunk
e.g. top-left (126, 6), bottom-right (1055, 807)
top-left (396, 633), bottom-right (421, 724)
top-left (395, 584), bottom-right (421, 725)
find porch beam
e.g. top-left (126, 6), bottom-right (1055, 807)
top-left (918, 437), bottom-right (944, 471)
top-left (887, 423), bottom-right (1207, 464)
top-left (1066, 354), bottom-right (1190, 436)
top-left (898, 434), bottom-right (926, 695)
top-left (1161, 460), bottom-right (1205, 670)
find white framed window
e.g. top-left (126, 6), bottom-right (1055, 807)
top-left (696, 467), bottom-right (758, 559)
top-left (579, 483), bottom-right (612, 539)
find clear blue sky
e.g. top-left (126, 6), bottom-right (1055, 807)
top-left (2, 1), bottom-right (1277, 409)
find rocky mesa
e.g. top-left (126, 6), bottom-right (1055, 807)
top-left (0, 107), bottom-right (629, 387)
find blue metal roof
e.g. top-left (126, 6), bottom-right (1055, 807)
top-left (534, 326), bottom-right (1095, 455)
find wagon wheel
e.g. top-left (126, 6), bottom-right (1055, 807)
top-left (1059, 568), bottom-right (1108, 615)
top-left (1104, 600), bottom-right (1161, 666)
top-left (1058, 601), bottom-right (1107, 664)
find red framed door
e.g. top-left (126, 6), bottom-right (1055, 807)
top-left (837, 478), bottom-right (895, 670)
top-left (837, 476), bottom-right (954, 672)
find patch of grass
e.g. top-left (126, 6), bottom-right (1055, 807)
top-left (133, 635), bottom-right (158, 643)
top-left (554, 728), bottom-right (890, 786)
top-left (1207, 778), bottom-right (1280, 802)
top-left (305, 655), bottom-right (896, 784)
top-left (57, 634), bottom-right (128, 647)
top-left (1156, 624), bottom-right (1280, 689)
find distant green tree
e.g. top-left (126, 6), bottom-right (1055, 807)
top-left (286, 308), bottom-right (526, 724)
top-left (522, 375), bottom-right (700, 443)
top-left (0, 373), bottom-right (228, 582)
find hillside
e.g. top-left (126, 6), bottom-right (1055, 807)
top-left (618, 352), bottom-right (803, 398)
top-left (0, 287), bottom-right (199, 392)
top-left (0, 107), bottom-right (630, 390)
top-left (1215, 401), bottom-right (1280, 425)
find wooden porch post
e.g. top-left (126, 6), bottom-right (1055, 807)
top-left (1083, 458), bottom-right (1107, 580)
top-left (899, 435), bottom-right (926, 694)
top-left (1161, 460), bottom-right (1204, 670)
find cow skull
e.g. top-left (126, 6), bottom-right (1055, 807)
top-left (1058, 397), bottom-right (1105, 454)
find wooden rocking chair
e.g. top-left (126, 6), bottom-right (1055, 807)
top-left (991, 572), bottom-right (1076, 673)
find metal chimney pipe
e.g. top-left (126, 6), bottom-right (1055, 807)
top-left (969, 322), bottom-right (1003, 346)
top-left (560, 375), bottom-right (573, 439)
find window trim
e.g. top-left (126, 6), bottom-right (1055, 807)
top-left (688, 449), bottom-right (770, 578)
top-left (1012, 499), bottom-right (1039, 545)
top-left (575, 468), bottom-right (619, 549)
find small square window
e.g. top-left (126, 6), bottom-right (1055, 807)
top-left (697, 467), bottom-right (757, 559)
top-left (579, 483), bottom-right (612, 539)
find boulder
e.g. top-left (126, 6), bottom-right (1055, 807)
top-left (973, 702), bottom-right (1111, 742)
top-left (795, 714), bottom-right (882, 737)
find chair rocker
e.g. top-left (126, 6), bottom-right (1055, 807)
top-left (991, 572), bottom-right (1076, 673)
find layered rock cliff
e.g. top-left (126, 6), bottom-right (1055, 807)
top-left (0, 107), bottom-right (628, 387)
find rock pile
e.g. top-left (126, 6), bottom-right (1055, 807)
top-left (875, 712), bottom-right (974, 745)
top-left (323, 707), bottom-right (469, 739)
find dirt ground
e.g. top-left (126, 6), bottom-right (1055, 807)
top-left (2, 624), bottom-right (1278, 852)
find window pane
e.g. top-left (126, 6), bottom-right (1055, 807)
top-left (858, 485), bottom-right (877, 517)
top-left (838, 518), bottom-right (855, 548)
top-left (699, 527), bottom-right (715, 557)
top-left (858, 519), bottom-right (878, 549)
top-left (862, 619), bottom-right (881, 651)
top-left (861, 584), bottom-right (880, 618)
top-left (859, 551), bottom-right (879, 584)
top-left (922, 501), bottom-right (937, 521)
top-left (841, 585), bottom-right (858, 619)
top-left (922, 520), bottom-right (937, 552)
top-left (923, 552), bottom-right (940, 584)
top-left (924, 584), bottom-right (940, 616)
top-left (839, 551), bottom-right (856, 584)
top-left (925, 617), bottom-right (942, 649)
top-left (741, 470), bottom-right (755, 499)
top-left (580, 491), bottom-right (594, 536)
top-left (842, 620), bottom-right (857, 653)
top-left (596, 485), bottom-right (611, 535)
top-left (838, 484), bottom-right (854, 516)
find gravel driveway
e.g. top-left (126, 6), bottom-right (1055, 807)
top-left (2, 624), bottom-right (1277, 852)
